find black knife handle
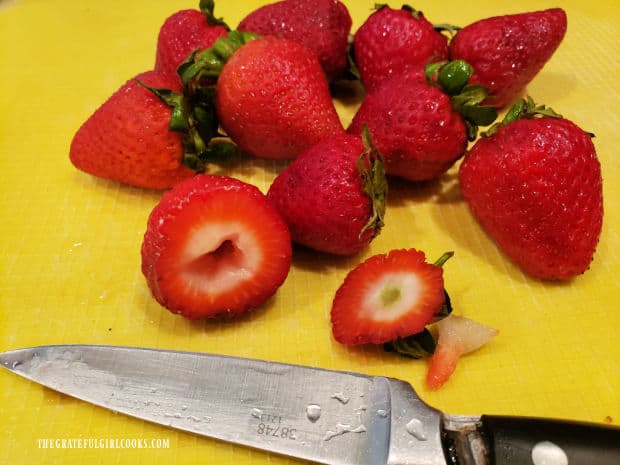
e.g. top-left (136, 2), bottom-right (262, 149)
top-left (481, 415), bottom-right (620, 465)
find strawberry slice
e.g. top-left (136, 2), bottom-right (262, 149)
top-left (330, 249), bottom-right (446, 345)
top-left (426, 315), bottom-right (498, 390)
top-left (141, 174), bottom-right (292, 319)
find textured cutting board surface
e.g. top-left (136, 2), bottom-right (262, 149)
top-left (1, 0), bottom-right (619, 464)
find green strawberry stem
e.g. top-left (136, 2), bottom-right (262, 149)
top-left (433, 251), bottom-right (454, 267)
top-left (199, 0), bottom-right (230, 29)
top-left (431, 251), bottom-right (454, 322)
top-left (426, 60), bottom-right (499, 140)
top-left (357, 126), bottom-right (388, 239)
top-left (483, 96), bottom-right (563, 137)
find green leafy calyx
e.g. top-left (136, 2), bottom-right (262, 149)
top-left (483, 96), bottom-right (563, 137)
top-left (139, 31), bottom-right (259, 172)
top-left (426, 60), bottom-right (498, 140)
top-left (178, 30), bottom-right (258, 86)
top-left (384, 328), bottom-right (436, 358)
top-left (357, 125), bottom-right (388, 239)
top-left (138, 80), bottom-right (236, 172)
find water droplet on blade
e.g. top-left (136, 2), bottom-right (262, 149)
top-left (406, 418), bottom-right (427, 441)
top-left (306, 404), bottom-right (322, 422)
top-left (331, 392), bottom-right (350, 404)
top-left (323, 423), bottom-right (367, 441)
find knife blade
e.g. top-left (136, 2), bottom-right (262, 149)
top-left (0, 345), bottom-right (618, 465)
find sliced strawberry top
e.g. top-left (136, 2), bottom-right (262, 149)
top-left (330, 249), bottom-right (445, 345)
top-left (426, 315), bottom-right (498, 390)
top-left (141, 175), bottom-right (292, 319)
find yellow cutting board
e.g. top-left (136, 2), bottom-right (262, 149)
top-left (1, 0), bottom-right (619, 464)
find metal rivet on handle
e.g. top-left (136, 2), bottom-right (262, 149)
top-left (531, 440), bottom-right (568, 465)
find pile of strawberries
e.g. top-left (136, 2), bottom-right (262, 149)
top-left (68, 1), bottom-right (604, 389)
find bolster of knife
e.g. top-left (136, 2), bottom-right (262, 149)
top-left (480, 415), bottom-right (620, 465)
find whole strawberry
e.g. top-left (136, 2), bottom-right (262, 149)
top-left (142, 174), bottom-right (292, 319)
top-left (459, 98), bottom-right (603, 280)
top-left (348, 61), bottom-right (497, 181)
top-left (267, 129), bottom-right (387, 255)
top-left (237, 0), bottom-right (352, 81)
top-left (449, 8), bottom-right (567, 108)
top-left (69, 70), bottom-right (195, 189)
top-left (155, 0), bottom-right (229, 81)
top-left (213, 35), bottom-right (345, 159)
top-left (352, 4), bottom-right (448, 93)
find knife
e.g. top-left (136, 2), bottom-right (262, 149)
top-left (0, 345), bottom-right (618, 465)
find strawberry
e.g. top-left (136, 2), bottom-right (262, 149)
top-left (237, 0), bottom-right (352, 81)
top-left (266, 129), bottom-right (386, 255)
top-left (348, 61), bottom-right (497, 181)
top-left (330, 248), bottom-right (446, 345)
top-left (426, 315), bottom-right (497, 390)
top-left (212, 35), bottom-right (345, 159)
top-left (69, 70), bottom-right (196, 190)
top-left (449, 8), bottom-right (567, 108)
top-left (141, 174), bottom-right (292, 319)
top-left (458, 98), bottom-right (603, 280)
top-left (154, 0), bottom-right (229, 81)
top-left (351, 4), bottom-right (449, 93)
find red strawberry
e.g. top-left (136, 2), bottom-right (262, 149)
top-left (214, 35), bottom-right (345, 159)
top-left (155, 1), bottom-right (229, 81)
top-left (266, 130), bottom-right (386, 255)
top-left (449, 8), bottom-right (567, 108)
top-left (141, 174), bottom-right (292, 319)
top-left (458, 98), bottom-right (603, 280)
top-left (69, 70), bottom-right (196, 190)
top-left (330, 248), bottom-right (446, 345)
top-left (237, 0), bottom-right (352, 81)
top-left (426, 315), bottom-right (497, 390)
top-left (348, 61), bottom-right (497, 181)
top-left (352, 4), bottom-right (448, 93)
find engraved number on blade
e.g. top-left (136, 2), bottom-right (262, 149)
top-left (252, 410), bottom-right (297, 441)
top-left (257, 423), bottom-right (297, 440)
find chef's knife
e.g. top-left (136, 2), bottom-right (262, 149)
top-left (0, 345), bottom-right (618, 465)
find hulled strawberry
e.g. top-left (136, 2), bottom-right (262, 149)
top-left (352, 4), bottom-right (449, 93)
top-left (449, 8), bottom-right (567, 108)
top-left (266, 129), bottom-right (386, 255)
top-left (155, 0), bottom-right (229, 81)
top-left (348, 61), bottom-right (497, 181)
top-left (212, 35), bottom-right (345, 159)
top-left (141, 174), bottom-right (292, 319)
top-left (426, 315), bottom-right (497, 390)
top-left (69, 70), bottom-right (196, 190)
top-left (237, 0), bottom-right (352, 81)
top-left (330, 248), bottom-right (446, 345)
top-left (459, 98), bottom-right (603, 280)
